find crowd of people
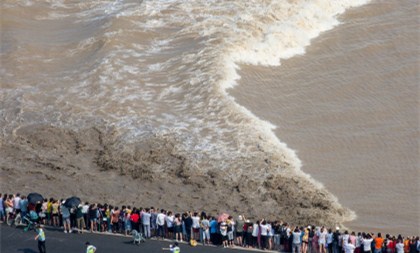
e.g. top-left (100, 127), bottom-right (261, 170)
top-left (1, 192), bottom-right (419, 253)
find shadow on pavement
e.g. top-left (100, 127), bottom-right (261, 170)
top-left (17, 249), bottom-right (38, 253)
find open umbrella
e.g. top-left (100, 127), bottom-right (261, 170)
top-left (64, 196), bottom-right (81, 208)
top-left (27, 192), bottom-right (44, 204)
top-left (217, 213), bottom-right (229, 223)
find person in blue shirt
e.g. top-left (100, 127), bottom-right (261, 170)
top-left (34, 225), bottom-right (46, 253)
top-left (209, 217), bottom-right (218, 245)
top-left (19, 195), bottom-right (28, 219)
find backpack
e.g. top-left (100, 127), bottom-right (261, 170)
top-left (281, 227), bottom-right (288, 240)
top-left (30, 210), bottom-right (39, 221)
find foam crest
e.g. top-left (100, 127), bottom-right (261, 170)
top-left (227, 0), bottom-right (370, 68)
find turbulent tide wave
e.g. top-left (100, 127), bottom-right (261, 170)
top-left (1, 0), bottom-right (368, 225)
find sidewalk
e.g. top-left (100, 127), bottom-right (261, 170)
top-left (39, 224), bottom-right (281, 253)
top-left (1, 223), bottom-right (282, 253)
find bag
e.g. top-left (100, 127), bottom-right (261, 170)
top-left (190, 239), bottom-right (197, 247)
top-left (30, 211), bottom-right (39, 220)
top-left (281, 227), bottom-right (288, 240)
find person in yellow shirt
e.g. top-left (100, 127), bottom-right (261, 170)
top-left (85, 241), bottom-right (96, 253)
top-left (46, 198), bottom-right (53, 225)
top-left (51, 200), bottom-right (59, 227)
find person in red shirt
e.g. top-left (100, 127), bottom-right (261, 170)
top-left (388, 237), bottom-right (396, 253)
top-left (130, 208), bottom-right (140, 232)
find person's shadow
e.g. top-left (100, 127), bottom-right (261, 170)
top-left (17, 249), bottom-right (38, 253)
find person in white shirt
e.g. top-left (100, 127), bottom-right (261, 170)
top-left (220, 222), bottom-right (228, 248)
top-left (165, 211), bottom-right (174, 239)
top-left (191, 212), bottom-right (200, 241)
top-left (156, 209), bottom-right (166, 239)
top-left (362, 234), bottom-right (374, 253)
top-left (345, 239), bottom-right (356, 253)
top-left (267, 222), bottom-right (273, 250)
top-left (252, 221), bottom-right (259, 248)
top-left (142, 208), bottom-right (152, 238)
top-left (318, 227), bottom-right (328, 253)
top-left (260, 220), bottom-right (269, 250)
top-left (82, 202), bottom-right (89, 230)
top-left (292, 227), bottom-right (302, 253)
top-left (395, 239), bottom-right (404, 253)
top-left (13, 193), bottom-right (22, 214)
top-left (356, 233), bottom-right (362, 249)
top-left (342, 231), bottom-right (350, 247)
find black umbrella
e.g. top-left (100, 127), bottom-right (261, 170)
top-left (64, 196), bottom-right (81, 208)
top-left (27, 192), bottom-right (44, 204)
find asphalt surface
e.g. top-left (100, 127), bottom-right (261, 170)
top-left (0, 224), bottom-right (272, 253)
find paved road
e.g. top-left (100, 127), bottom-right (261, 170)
top-left (0, 224), bottom-right (270, 253)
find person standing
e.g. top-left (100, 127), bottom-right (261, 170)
top-left (333, 228), bottom-right (341, 253)
top-left (156, 209), bottom-right (166, 239)
top-left (191, 212), bottom-right (200, 241)
top-left (327, 229), bottom-right (334, 253)
top-left (345, 238), bottom-right (356, 253)
top-left (184, 212), bottom-right (193, 243)
top-left (220, 222), bottom-right (229, 248)
top-left (0, 194), bottom-right (4, 223)
top-left (150, 207), bottom-right (157, 238)
top-left (396, 239), bottom-right (404, 253)
top-left (141, 208), bottom-right (151, 238)
top-left (318, 227), bottom-right (328, 253)
top-left (260, 220), bottom-right (269, 250)
top-left (82, 202), bottom-right (90, 230)
top-left (235, 215), bottom-right (245, 247)
top-left (227, 217), bottom-right (235, 248)
top-left (200, 215), bottom-right (210, 245)
top-left (302, 227), bottom-right (310, 253)
top-left (51, 200), bottom-right (59, 227)
top-left (209, 216), bottom-right (218, 245)
top-left (19, 196), bottom-right (28, 219)
top-left (174, 213), bottom-right (183, 242)
top-left (89, 204), bottom-right (98, 232)
top-left (34, 225), bottom-right (46, 253)
top-left (76, 204), bottom-right (85, 233)
top-left (60, 202), bottom-right (71, 233)
top-left (362, 234), bottom-right (374, 253)
top-left (165, 211), bottom-right (175, 240)
top-left (13, 193), bottom-right (22, 214)
top-left (85, 242), bottom-right (96, 253)
top-left (292, 227), bottom-right (302, 253)
top-left (374, 233), bottom-right (384, 253)
top-left (111, 206), bottom-right (121, 233)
